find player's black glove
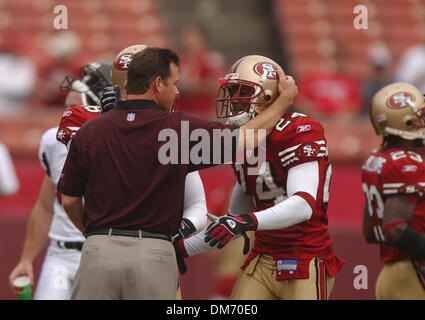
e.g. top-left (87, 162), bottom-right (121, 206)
top-left (204, 213), bottom-right (257, 249)
top-left (172, 241), bottom-right (187, 275)
top-left (171, 218), bottom-right (196, 275)
top-left (100, 85), bottom-right (121, 114)
top-left (172, 218), bottom-right (197, 243)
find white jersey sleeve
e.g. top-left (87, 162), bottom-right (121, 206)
top-left (253, 161), bottom-right (318, 230)
top-left (182, 172), bottom-right (207, 233)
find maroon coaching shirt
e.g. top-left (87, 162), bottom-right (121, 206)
top-left (57, 99), bottom-right (238, 235)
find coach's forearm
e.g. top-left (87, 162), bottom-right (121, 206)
top-left (243, 99), bottom-right (289, 135)
top-left (238, 75), bottom-right (297, 149)
top-left (62, 195), bottom-right (85, 234)
top-left (237, 105), bottom-right (283, 150)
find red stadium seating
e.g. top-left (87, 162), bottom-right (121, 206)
top-left (275, 0), bottom-right (425, 81)
top-left (0, 0), bottom-right (169, 80)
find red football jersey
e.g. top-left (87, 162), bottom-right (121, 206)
top-left (233, 112), bottom-right (344, 279)
top-left (56, 105), bottom-right (101, 146)
top-left (362, 148), bottom-right (425, 263)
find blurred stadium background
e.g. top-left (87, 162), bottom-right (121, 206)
top-left (1, 0), bottom-right (425, 299)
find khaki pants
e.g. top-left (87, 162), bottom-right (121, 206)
top-left (71, 234), bottom-right (179, 300)
top-left (231, 254), bottom-right (335, 300)
top-left (376, 258), bottom-right (425, 300)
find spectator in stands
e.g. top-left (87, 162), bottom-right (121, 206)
top-left (362, 43), bottom-right (394, 115)
top-left (36, 31), bottom-right (81, 108)
top-left (0, 36), bottom-right (36, 115)
top-left (176, 24), bottom-right (227, 120)
top-left (295, 46), bottom-right (363, 123)
top-left (396, 40), bottom-right (425, 93)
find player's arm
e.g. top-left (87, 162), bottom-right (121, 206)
top-left (362, 203), bottom-right (378, 243)
top-left (382, 194), bottom-right (425, 260)
top-left (251, 161), bottom-right (317, 230)
top-left (61, 195), bottom-right (85, 234)
top-left (8, 174), bottom-right (55, 289)
top-left (173, 172), bottom-right (208, 242)
top-left (238, 72), bottom-right (297, 149)
top-left (204, 161), bottom-right (318, 248)
top-left (177, 182), bottom-right (252, 257)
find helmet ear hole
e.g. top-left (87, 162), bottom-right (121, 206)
top-left (265, 95), bottom-right (271, 102)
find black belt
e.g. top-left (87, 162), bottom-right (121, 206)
top-left (85, 228), bottom-right (171, 242)
top-left (56, 241), bottom-right (84, 251)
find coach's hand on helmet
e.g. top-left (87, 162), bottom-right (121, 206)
top-left (100, 85), bottom-right (121, 114)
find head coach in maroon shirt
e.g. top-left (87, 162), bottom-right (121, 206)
top-left (57, 47), bottom-right (298, 299)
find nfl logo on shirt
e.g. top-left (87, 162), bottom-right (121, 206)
top-left (127, 113), bottom-right (135, 122)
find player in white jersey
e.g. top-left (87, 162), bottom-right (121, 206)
top-left (8, 62), bottom-right (113, 299)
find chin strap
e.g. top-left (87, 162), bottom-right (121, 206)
top-left (385, 127), bottom-right (425, 140)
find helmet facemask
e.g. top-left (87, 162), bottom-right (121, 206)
top-left (382, 96), bottom-right (425, 140)
top-left (60, 75), bottom-right (101, 106)
top-left (215, 55), bottom-right (281, 126)
top-left (60, 61), bottom-right (112, 107)
top-left (216, 78), bottom-right (268, 126)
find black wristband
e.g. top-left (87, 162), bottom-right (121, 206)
top-left (394, 226), bottom-right (425, 260)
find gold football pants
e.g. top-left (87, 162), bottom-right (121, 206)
top-left (230, 254), bottom-right (335, 300)
top-left (376, 258), bottom-right (425, 300)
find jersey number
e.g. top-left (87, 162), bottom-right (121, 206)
top-left (83, 105), bottom-right (101, 113)
top-left (235, 161), bottom-right (286, 205)
top-left (390, 150), bottom-right (423, 163)
top-left (275, 112), bottom-right (307, 132)
top-left (362, 183), bottom-right (385, 242)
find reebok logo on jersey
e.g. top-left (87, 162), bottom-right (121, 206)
top-left (402, 165), bottom-right (417, 172)
top-left (227, 219), bottom-right (236, 229)
top-left (296, 124), bottom-right (311, 133)
top-left (62, 110), bottom-right (72, 117)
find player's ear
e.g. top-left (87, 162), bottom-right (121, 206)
top-left (153, 76), bottom-right (162, 93)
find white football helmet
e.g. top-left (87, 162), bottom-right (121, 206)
top-left (216, 55), bottom-right (282, 126)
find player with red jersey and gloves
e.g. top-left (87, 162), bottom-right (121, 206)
top-left (177, 55), bottom-right (344, 300)
top-left (362, 82), bottom-right (425, 299)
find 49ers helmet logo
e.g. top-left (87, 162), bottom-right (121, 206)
top-left (114, 53), bottom-right (134, 70)
top-left (387, 92), bottom-right (415, 109)
top-left (297, 142), bottom-right (319, 159)
top-left (253, 62), bottom-right (278, 79)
